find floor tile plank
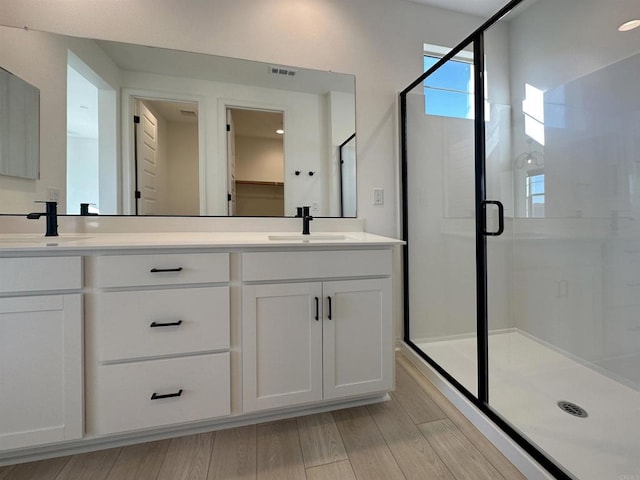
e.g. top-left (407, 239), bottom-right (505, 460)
top-left (333, 406), bottom-right (405, 480)
top-left (208, 425), bottom-right (256, 480)
top-left (256, 420), bottom-right (305, 480)
top-left (394, 362), bottom-right (447, 424)
top-left (297, 412), bottom-right (347, 468)
top-left (0, 466), bottom-right (15, 480)
top-left (368, 394), bottom-right (454, 479)
top-left (397, 355), bottom-right (527, 480)
top-left (158, 433), bottom-right (214, 480)
top-left (54, 448), bottom-right (120, 480)
top-left (419, 419), bottom-right (505, 480)
top-left (2, 457), bottom-right (69, 480)
top-left (105, 440), bottom-right (169, 480)
top-left (305, 460), bottom-right (356, 480)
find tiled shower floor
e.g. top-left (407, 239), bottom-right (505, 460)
top-left (417, 331), bottom-right (640, 480)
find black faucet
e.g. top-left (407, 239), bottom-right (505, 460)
top-left (80, 203), bottom-right (98, 216)
top-left (27, 201), bottom-right (58, 236)
top-left (301, 205), bottom-right (313, 235)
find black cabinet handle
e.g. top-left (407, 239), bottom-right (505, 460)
top-left (150, 267), bottom-right (183, 273)
top-left (150, 320), bottom-right (183, 328)
top-left (150, 389), bottom-right (183, 400)
top-left (327, 296), bottom-right (332, 320)
top-left (314, 297), bottom-right (319, 321)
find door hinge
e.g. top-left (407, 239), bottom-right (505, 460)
top-left (227, 193), bottom-right (232, 201)
top-left (133, 115), bottom-right (140, 124)
top-left (226, 124), bottom-right (231, 132)
top-left (135, 190), bottom-right (141, 199)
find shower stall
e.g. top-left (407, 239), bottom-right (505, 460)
top-left (401, 0), bottom-right (640, 478)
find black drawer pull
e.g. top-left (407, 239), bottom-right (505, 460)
top-left (314, 297), bottom-right (319, 321)
top-left (150, 389), bottom-right (183, 400)
top-left (150, 320), bottom-right (183, 328)
top-left (150, 267), bottom-right (183, 273)
top-left (327, 296), bottom-right (332, 320)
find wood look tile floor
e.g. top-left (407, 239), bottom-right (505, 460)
top-left (0, 355), bottom-right (526, 480)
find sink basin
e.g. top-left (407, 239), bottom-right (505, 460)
top-left (268, 234), bottom-right (350, 241)
top-left (0, 235), bottom-right (93, 244)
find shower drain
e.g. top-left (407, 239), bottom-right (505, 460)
top-left (557, 401), bottom-right (588, 418)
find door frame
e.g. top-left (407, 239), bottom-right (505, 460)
top-left (217, 98), bottom-right (288, 216)
top-left (121, 88), bottom-right (206, 215)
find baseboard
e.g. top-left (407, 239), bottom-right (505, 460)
top-left (399, 342), bottom-right (554, 480)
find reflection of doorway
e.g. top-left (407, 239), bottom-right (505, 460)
top-left (133, 98), bottom-right (200, 215)
top-left (226, 108), bottom-right (284, 216)
top-left (66, 53), bottom-right (117, 214)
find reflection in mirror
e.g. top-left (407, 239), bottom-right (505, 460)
top-left (0, 26), bottom-right (356, 217)
top-left (0, 66), bottom-right (39, 181)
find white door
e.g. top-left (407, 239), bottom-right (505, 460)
top-left (242, 282), bottom-right (323, 412)
top-left (0, 294), bottom-right (82, 450)
top-left (226, 108), bottom-right (236, 216)
top-left (136, 101), bottom-right (158, 215)
top-left (322, 278), bottom-right (393, 399)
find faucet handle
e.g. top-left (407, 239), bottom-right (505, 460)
top-left (80, 203), bottom-right (97, 215)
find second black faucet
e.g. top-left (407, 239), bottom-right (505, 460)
top-left (301, 205), bottom-right (313, 235)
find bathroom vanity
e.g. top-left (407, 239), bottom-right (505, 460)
top-left (0, 228), bottom-right (401, 464)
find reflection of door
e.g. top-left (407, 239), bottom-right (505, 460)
top-left (226, 107), bottom-right (284, 216)
top-left (226, 109), bottom-right (236, 216)
top-left (135, 101), bottom-right (158, 215)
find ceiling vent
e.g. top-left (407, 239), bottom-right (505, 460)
top-left (180, 110), bottom-right (197, 118)
top-left (269, 65), bottom-right (297, 77)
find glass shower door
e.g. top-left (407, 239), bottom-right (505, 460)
top-left (405, 42), bottom-right (479, 396)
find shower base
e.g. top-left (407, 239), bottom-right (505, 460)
top-left (416, 331), bottom-right (640, 480)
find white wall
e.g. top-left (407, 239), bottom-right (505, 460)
top-left (67, 136), bottom-right (99, 212)
top-left (0, 0), bottom-right (492, 236)
top-left (235, 136), bottom-right (284, 183)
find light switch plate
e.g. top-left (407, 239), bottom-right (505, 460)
top-left (373, 188), bottom-right (384, 205)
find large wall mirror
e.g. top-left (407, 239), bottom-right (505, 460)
top-left (0, 25), bottom-right (357, 217)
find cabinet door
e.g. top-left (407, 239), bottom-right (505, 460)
top-left (322, 278), bottom-right (393, 399)
top-left (0, 294), bottom-right (82, 450)
top-left (242, 282), bottom-right (322, 412)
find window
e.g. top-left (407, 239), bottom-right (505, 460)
top-left (423, 45), bottom-right (474, 119)
top-left (526, 169), bottom-right (545, 217)
top-left (423, 44), bottom-right (489, 120)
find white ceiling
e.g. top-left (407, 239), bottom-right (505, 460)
top-left (407, 0), bottom-right (512, 18)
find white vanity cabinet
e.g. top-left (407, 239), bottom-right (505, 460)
top-left (85, 251), bottom-right (231, 436)
top-left (241, 249), bottom-right (393, 412)
top-left (0, 256), bottom-right (83, 451)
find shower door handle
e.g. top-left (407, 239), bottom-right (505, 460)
top-left (483, 200), bottom-right (504, 236)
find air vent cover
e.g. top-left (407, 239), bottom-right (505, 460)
top-left (180, 110), bottom-right (197, 118)
top-left (269, 65), bottom-right (297, 77)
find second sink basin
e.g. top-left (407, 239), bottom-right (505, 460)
top-left (268, 234), bottom-right (350, 241)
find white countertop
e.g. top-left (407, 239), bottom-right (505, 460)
top-left (0, 231), bottom-right (404, 253)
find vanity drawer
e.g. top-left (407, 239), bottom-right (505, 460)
top-left (0, 256), bottom-right (81, 293)
top-left (242, 249), bottom-right (392, 281)
top-left (95, 286), bottom-right (229, 362)
top-left (92, 352), bottom-right (230, 435)
top-left (94, 252), bottom-right (229, 288)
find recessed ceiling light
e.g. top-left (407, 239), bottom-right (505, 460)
top-left (276, 129), bottom-right (284, 135)
top-left (618, 19), bottom-right (640, 32)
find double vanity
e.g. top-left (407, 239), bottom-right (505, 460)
top-left (0, 223), bottom-right (401, 464)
